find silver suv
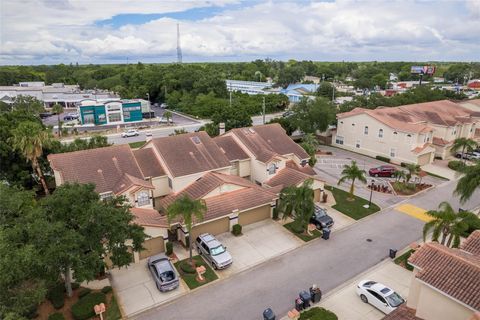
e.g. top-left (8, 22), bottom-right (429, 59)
top-left (195, 233), bottom-right (232, 269)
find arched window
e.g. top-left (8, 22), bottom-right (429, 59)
top-left (268, 163), bottom-right (277, 175)
top-left (137, 191), bottom-right (150, 206)
top-left (364, 126), bottom-right (368, 135)
top-left (378, 129), bottom-right (384, 138)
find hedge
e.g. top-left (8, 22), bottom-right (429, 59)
top-left (375, 155), bottom-right (390, 163)
top-left (179, 261), bottom-right (196, 274)
top-left (48, 313), bottom-right (66, 320)
top-left (77, 288), bottom-right (92, 299)
top-left (71, 292), bottom-right (106, 320)
top-left (166, 242), bottom-right (173, 256)
top-left (47, 282), bottom-right (65, 310)
top-left (232, 224), bottom-right (242, 236)
top-left (448, 160), bottom-right (466, 172)
top-left (101, 286), bottom-right (112, 294)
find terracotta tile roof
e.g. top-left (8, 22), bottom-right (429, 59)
top-left (130, 207), bottom-right (168, 228)
top-left (48, 145), bottom-right (146, 194)
top-left (412, 143), bottom-right (434, 154)
top-left (112, 173), bottom-right (154, 194)
top-left (285, 160), bottom-right (317, 175)
top-left (264, 167), bottom-right (314, 189)
top-left (382, 305), bottom-right (423, 320)
top-left (408, 241), bottom-right (480, 310)
top-left (151, 131), bottom-right (231, 177)
top-left (461, 230), bottom-right (480, 256)
top-left (432, 137), bottom-right (451, 146)
top-left (230, 123), bottom-right (309, 163)
top-left (133, 148), bottom-right (165, 178)
top-left (213, 135), bottom-right (249, 161)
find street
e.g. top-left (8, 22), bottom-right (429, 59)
top-left (133, 179), bottom-right (480, 320)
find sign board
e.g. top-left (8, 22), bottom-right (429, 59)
top-left (410, 66), bottom-right (436, 75)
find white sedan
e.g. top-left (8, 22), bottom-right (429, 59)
top-left (356, 280), bottom-right (405, 314)
top-left (121, 129), bottom-right (140, 138)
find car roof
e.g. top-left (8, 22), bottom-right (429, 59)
top-left (199, 233), bottom-right (222, 248)
top-left (359, 280), bottom-right (393, 296)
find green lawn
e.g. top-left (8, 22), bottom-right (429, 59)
top-left (174, 255), bottom-right (218, 290)
top-left (394, 249), bottom-right (415, 271)
top-left (129, 141), bottom-right (146, 149)
top-left (300, 307), bottom-right (338, 320)
top-left (283, 221), bottom-right (322, 242)
top-left (105, 295), bottom-right (122, 320)
top-left (325, 186), bottom-right (380, 220)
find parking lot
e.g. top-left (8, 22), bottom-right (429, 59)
top-left (314, 145), bottom-right (445, 209)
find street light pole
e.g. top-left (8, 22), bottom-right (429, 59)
top-left (368, 179), bottom-right (374, 206)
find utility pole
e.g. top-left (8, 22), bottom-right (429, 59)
top-left (262, 95), bottom-right (266, 125)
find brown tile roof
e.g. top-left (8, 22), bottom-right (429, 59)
top-left (382, 305), bottom-right (423, 320)
top-left (264, 167), bottom-right (314, 189)
top-left (133, 148), bottom-right (166, 178)
top-left (131, 207), bottom-right (168, 228)
top-left (285, 160), bottom-right (317, 175)
top-left (213, 135), bottom-right (249, 161)
top-left (151, 131), bottom-right (231, 177)
top-left (230, 123), bottom-right (309, 163)
top-left (408, 242), bottom-right (480, 310)
top-left (412, 143), bottom-right (433, 154)
top-left (432, 137), bottom-right (451, 146)
top-left (112, 173), bottom-right (154, 194)
top-left (461, 230), bottom-right (480, 256)
top-left (48, 145), bottom-right (146, 194)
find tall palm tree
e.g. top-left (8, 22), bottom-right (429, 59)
top-left (423, 201), bottom-right (479, 248)
top-left (51, 103), bottom-right (64, 137)
top-left (455, 162), bottom-right (480, 203)
top-left (167, 195), bottom-right (206, 265)
top-left (338, 161), bottom-right (367, 200)
top-left (301, 133), bottom-right (320, 166)
top-left (9, 121), bottom-right (52, 195)
top-left (451, 137), bottom-right (477, 163)
top-left (393, 170), bottom-right (406, 183)
top-left (278, 179), bottom-right (315, 234)
top-left (405, 163), bottom-right (420, 184)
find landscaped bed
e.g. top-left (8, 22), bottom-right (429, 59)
top-left (394, 249), bottom-right (415, 271)
top-left (129, 141), bottom-right (146, 149)
top-left (174, 255), bottom-right (218, 290)
top-left (391, 182), bottom-right (432, 196)
top-left (283, 221), bottom-right (322, 242)
top-left (325, 186), bottom-right (380, 220)
top-left (299, 307), bottom-right (338, 320)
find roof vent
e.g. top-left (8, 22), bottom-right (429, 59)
top-left (191, 136), bottom-right (201, 144)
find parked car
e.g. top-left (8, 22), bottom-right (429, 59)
top-left (282, 110), bottom-right (294, 118)
top-left (455, 151), bottom-right (480, 160)
top-left (160, 103), bottom-right (168, 108)
top-left (147, 253), bottom-right (179, 292)
top-left (145, 131), bottom-right (152, 137)
top-left (121, 129), bottom-right (139, 138)
top-left (63, 113), bottom-right (79, 121)
top-left (356, 280), bottom-right (405, 314)
top-left (40, 112), bottom-right (53, 119)
top-left (195, 233), bottom-right (232, 270)
top-left (369, 165), bottom-right (396, 177)
top-left (310, 205), bottom-right (334, 229)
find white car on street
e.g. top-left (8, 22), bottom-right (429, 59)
top-left (121, 129), bottom-right (140, 138)
top-left (356, 280), bottom-right (405, 314)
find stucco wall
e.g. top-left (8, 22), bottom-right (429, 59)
top-left (151, 176), bottom-right (170, 197)
top-left (238, 159), bottom-right (251, 177)
top-left (203, 183), bottom-right (245, 198)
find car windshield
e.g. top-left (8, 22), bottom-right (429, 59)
top-left (159, 270), bottom-right (175, 282)
top-left (386, 292), bottom-right (405, 307)
top-left (315, 209), bottom-right (327, 217)
top-left (210, 245), bottom-right (226, 256)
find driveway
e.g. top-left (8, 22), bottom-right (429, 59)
top-left (214, 220), bottom-right (303, 278)
top-left (110, 260), bottom-right (187, 318)
top-left (316, 259), bottom-right (412, 320)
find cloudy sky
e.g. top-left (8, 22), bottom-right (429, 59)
top-left (1, 0), bottom-right (479, 65)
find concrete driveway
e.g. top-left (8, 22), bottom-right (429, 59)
top-left (216, 220), bottom-right (303, 278)
top-left (110, 260), bottom-right (187, 318)
top-left (317, 259), bottom-right (412, 320)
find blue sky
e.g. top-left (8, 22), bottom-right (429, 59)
top-left (1, 0), bottom-right (479, 65)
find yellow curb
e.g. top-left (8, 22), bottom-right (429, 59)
top-left (395, 204), bottom-right (432, 222)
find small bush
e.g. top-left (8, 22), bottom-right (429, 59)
top-left (179, 261), bottom-right (196, 274)
top-left (101, 286), bottom-right (112, 294)
top-left (71, 292), bottom-right (106, 320)
top-left (291, 221), bottom-right (305, 234)
top-left (71, 282), bottom-right (80, 290)
top-left (232, 224), bottom-right (242, 236)
top-left (376, 155), bottom-right (390, 163)
top-left (400, 162), bottom-right (407, 167)
top-left (47, 282), bottom-right (65, 310)
top-left (48, 313), bottom-right (66, 320)
top-left (77, 288), bottom-right (91, 299)
top-left (299, 307), bottom-right (338, 320)
top-left (272, 207), bottom-right (279, 220)
top-left (166, 242), bottom-right (173, 256)
top-left (448, 160), bottom-right (466, 172)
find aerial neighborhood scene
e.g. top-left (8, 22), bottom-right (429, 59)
top-left (2, 1), bottom-right (480, 320)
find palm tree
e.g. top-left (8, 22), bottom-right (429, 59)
top-left (163, 110), bottom-right (173, 125)
top-left (451, 137), bottom-right (477, 163)
top-left (423, 201), bottom-right (480, 248)
top-left (393, 170), bottom-right (406, 183)
top-left (52, 103), bottom-right (64, 137)
top-left (167, 195), bottom-right (206, 265)
top-left (278, 179), bottom-right (315, 234)
top-left (338, 161), bottom-right (367, 200)
top-left (301, 133), bottom-right (320, 166)
top-left (405, 163), bottom-right (420, 184)
top-left (9, 121), bottom-right (52, 195)
top-left (455, 162), bottom-right (480, 203)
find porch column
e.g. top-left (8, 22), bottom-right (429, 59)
top-left (133, 251), bottom-right (140, 263)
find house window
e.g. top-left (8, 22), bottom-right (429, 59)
top-left (406, 134), bottom-right (412, 144)
top-left (364, 126), bottom-right (368, 135)
top-left (168, 177), bottom-right (172, 189)
top-left (390, 148), bottom-right (396, 158)
top-left (335, 136), bottom-right (344, 145)
top-left (378, 129), bottom-right (384, 138)
top-left (137, 191), bottom-right (150, 206)
top-left (108, 113), bottom-right (122, 123)
top-left (356, 140), bottom-right (361, 148)
top-left (100, 192), bottom-right (113, 201)
top-left (268, 163), bottom-right (277, 175)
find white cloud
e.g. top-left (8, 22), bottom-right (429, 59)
top-left (0, 0), bottom-right (479, 64)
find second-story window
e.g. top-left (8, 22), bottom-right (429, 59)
top-left (378, 129), bottom-right (384, 138)
top-left (268, 163), bottom-right (277, 175)
top-left (364, 126), bottom-right (368, 135)
top-left (137, 191), bottom-right (150, 206)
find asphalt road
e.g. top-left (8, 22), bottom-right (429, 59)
top-left (133, 179), bottom-right (480, 320)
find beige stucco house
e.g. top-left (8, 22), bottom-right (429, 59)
top-left (333, 100), bottom-right (480, 165)
top-left (48, 124), bottom-right (323, 264)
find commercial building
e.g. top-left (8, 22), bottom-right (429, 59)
top-left (48, 124), bottom-right (324, 264)
top-left (78, 99), bottom-right (150, 125)
top-left (333, 100), bottom-right (480, 165)
top-left (225, 79), bottom-right (273, 95)
top-left (281, 83), bottom-right (319, 103)
top-left (0, 82), bottom-right (117, 107)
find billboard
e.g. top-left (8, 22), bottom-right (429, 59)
top-left (411, 66), bottom-right (436, 75)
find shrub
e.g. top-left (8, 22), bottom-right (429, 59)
top-left (400, 162), bottom-right (407, 167)
top-left (71, 292), bottom-right (106, 320)
top-left (291, 221), bottom-right (305, 234)
top-left (47, 282), bottom-right (65, 310)
top-left (232, 224), bottom-right (242, 236)
top-left (375, 155), bottom-right (390, 163)
top-left (101, 286), bottom-right (112, 294)
top-left (179, 261), bottom-right (196, 274)
top-left (272, 207), bottom-right (279, 220)
top-left (71, 282), bottom-right (80, 290)
top-left (299, 307), bottom-right (338, 320)
top-left (166, 242), bottom-right (173, 256)
top-left (48, 313), bottom-right (66, 320)
top-left (448, 160), bottom-right (466, 172)
top-left (77, 288), bottom-right (91, 299)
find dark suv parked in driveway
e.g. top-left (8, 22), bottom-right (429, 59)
top-left (310, 206), bottom-right (334, 229)
top-left (147, 253), bottom-right (179, 292)
top-left (369, 165), bottom-right (396, 177)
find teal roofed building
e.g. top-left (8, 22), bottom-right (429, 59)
top-left (78, 99), bottom-right (145, 125)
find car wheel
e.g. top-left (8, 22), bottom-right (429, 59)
top-left (197, 246), bottom-right (202, 254)
top-left (360, 294), bottom-right (368, 303)
top-left (212, 262), bottom-right (218, 270)
top-left (375, 174), bottom-right (379, 177)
